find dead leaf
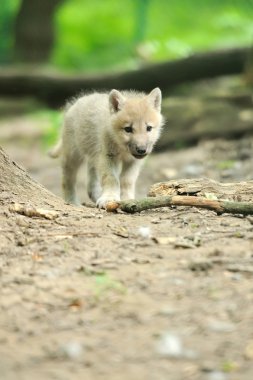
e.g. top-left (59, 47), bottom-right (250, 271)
top-left (226, 265), bottom-right (253, 274)
top-left (32, 252), bottom-right (43, 261)
top-left (153, 236), bottom-right (200, 248)
top-left (153, 236), bottom-right (176, 245)
top-left (68, 298), bottom-right (84, 310)
top-left (54, 235), bottom-right (73, 240)
top-left (112, 226), bottom-right (129, 238)
top-left (9, 203), bottom-right (58, 220)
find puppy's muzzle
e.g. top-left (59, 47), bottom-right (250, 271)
top-left (132, 146), bottom-right (147, 159)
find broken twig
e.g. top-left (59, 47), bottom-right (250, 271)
top-left (106, 195), bottom-right (253, 215)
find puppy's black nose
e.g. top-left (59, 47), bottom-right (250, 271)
top-left (136, 147), bottom-right (146, 155)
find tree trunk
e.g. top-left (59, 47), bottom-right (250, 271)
top-left (0, 46), bottom-right (249, 106)
top-left (14, 0), bottom-right (62, 63)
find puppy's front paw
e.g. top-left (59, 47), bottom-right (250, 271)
top-left (96, 194), bottom-right (120, 209)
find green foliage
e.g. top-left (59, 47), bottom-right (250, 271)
top-left (1, 0), bottom-right (253, 71)
top-left (30, 109), bottom-right (62, 149)
top-left (145, 0), bottom-right (253, 60)
top-left (52, 0), bottom-right (253, 72)
top-left (0, 0), bottom-right (20, 63)
top-left (93, 273), bottom-right (126, 301)
top-left (216, 160), bottom-right (236, 170)
top-left (52, 0), bottom-right (136, 71)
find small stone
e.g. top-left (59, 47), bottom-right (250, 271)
top-left (156, 332), bottom-right (183, 358)
top-left (207, 320), bottom-right (235, 333)
top-left (206, 371), bottom-right (227, 380)
top-left (138, 226), bottom-right (151, 239)
top-left (156, 332), bottom-right (198, 359)
top-left (230, 273), bottom-right (242, 281)
top-left (60, 341), bottom-right (83, 360)
top-left (158, 306), bottom-right (177, 316)
top-left (189, 260), bottom-right (213, 272)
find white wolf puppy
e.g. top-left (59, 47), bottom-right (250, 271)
top-left (50, 88), bottom-right (164, 208)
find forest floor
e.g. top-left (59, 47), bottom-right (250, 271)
top-left (1, 82), bottom-right (253, 380)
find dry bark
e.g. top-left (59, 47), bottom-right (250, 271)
top-left (148, 178), bottom-right (253, 202)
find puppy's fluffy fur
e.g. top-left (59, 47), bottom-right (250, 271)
top-left (50, 88), bottom-right (164, 208)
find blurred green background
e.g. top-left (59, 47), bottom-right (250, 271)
top-left (1, 0), bottom-right (253, 73)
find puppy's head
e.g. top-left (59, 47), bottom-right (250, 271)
top-left (109, 88), bottom-right (164, 159)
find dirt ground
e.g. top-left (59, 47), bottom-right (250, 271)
top-left (1, 95), bottom-right (253, 380)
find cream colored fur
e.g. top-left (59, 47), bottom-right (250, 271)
top-left (50, 88), bottom-right (164, 208)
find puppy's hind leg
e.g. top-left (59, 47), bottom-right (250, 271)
top-left (62, 151), bottom-right (83, 205)
top-left (87, 161), bottom-right (101, 203)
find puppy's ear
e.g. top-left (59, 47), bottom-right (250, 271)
top-left (147, 87), bottom-right (162, 112)
top-left (109, 90), bottom-right (126, 113)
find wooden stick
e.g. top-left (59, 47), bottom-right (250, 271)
top-left (106, 195), bottom-right (253, 215)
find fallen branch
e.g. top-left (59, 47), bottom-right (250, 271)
top-left (106, 195), bottom-right (253, 215)
top-left (0, 46), bottom-right (249, 106)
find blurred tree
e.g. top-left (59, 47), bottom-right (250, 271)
top-left (0, 46), bottom-right (248, 106)
top-left (0, 0), bottom-right (19, 63)
top-left (133, 0), bottom-right (150, 44)
top-left (14, 0), bottom-right (63, 63)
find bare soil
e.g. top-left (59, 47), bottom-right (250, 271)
top-left (1, 103), bottom-right (253, 380)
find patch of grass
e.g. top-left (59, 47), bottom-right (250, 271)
top-left (221, 360), bottom-right (239, 373)
top-left (216, 160), bottom-right (236, 170)
top-left (30, 109), bottom-right (62, 150)
top-left (233, 231), bottom-right (244, 238)
top-left (204, 193), bottom-right (218, 200)
top-left (190, 223), bottom-right (199, 229)
top-left (93, 273), bottom-right (127, 301)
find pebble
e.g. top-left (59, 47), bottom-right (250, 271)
top-left (156, 332), bottom-right (198, 359)
top-left (158, 306), bottom-right (177, 316)
top-left (207, 320), bottom-right (235, 333)
top-left (138, 226), bottom-right (151, 239)
top-left (60, 341), bottom-right (83, 360)
top-left (156, 332), bottom-right (183, 358)
top-left (206, 371), bottom-right (227, 380)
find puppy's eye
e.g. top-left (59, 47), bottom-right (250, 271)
top-left (124, 126), bottom-right (133, 133)
top-left (146, 125), bottom-right (153, 132)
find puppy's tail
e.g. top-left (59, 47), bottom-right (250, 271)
top-left (48, 139), bottom-right (62, 158)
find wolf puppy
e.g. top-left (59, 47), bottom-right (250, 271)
top-left (50, 88), bottom-right (163, 208)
